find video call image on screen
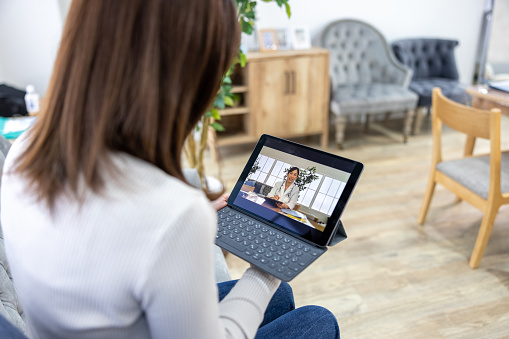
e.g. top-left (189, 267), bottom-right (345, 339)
top-left (234, 146), bottom-right (351, 233)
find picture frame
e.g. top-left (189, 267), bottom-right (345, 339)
top-left (291, 27), bottom-right (311, 50)
top-left (258, 29), bottom-right (278, 52)
top-left (275, 28), bottom-right (291, 51)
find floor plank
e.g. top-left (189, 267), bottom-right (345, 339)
top-left (204, 116), bottom-right (509, 338)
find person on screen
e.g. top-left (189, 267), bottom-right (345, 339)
top-left (0, 1), bottom-right (340, 338)
top-left (268, 166), bottom-right (300, 210)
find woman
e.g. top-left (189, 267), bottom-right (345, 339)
top-left (268, 167), bottom-right (300, 210)
top-left (1, 1), bottom-right (339, 338)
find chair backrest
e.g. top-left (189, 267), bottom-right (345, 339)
top-left (392, 39), bottom-right (460, 80)
top-left (431, 88), bottom-right (501, 174)
top-left (432, 87), bottom-right (498, 140)
top-left (320, 19), bottom-right (407, 88)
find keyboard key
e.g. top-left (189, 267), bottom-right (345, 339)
top-left (273, 255), bottom-right (281, 262)
top-left (269, 262), bottom-right (277, 269)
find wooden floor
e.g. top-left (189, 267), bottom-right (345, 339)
top-left (205, 116), bottom-right (509, 339)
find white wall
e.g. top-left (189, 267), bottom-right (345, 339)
top-left (0, 0), bottom-right (485, 95)
top-left (256, 0), bottom-right (486, 84)
top-left (0, 0), bottom-right (63, 96)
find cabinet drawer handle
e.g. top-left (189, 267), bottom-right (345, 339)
top-left (284, 71), bottom-right (290, 95)
top-left (291, 71), bottom-right (296, 94)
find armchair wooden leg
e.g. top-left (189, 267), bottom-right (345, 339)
top-left (403, 109), bottom-right (415, 143)
top-left (335, 115), bottom-right (347, 149)
top-left (469, 203), bottom-right (500, 268)
top-left (364, 114), bottom-right (371, 133)
top-left (413, 106), bottom-right (426, 135)
top-left (418, 175), bottom-right (436, 225)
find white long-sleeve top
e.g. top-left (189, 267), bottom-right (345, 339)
top-left (1, 137), bottom-right (280, 339)
top-left (268, 181), bottom-right (299, 209)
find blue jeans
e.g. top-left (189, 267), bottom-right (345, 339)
top-left (218, 280), bottom-right (340, 339)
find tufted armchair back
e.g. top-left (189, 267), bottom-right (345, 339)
top-left (392, 39), bottom-right (459, 80)
top-left (320, 19), bottom-right (411, 90)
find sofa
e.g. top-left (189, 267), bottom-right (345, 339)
top-left (320, 19), bottom-right (418, 148)
top-left (0, 135), bottom-right (231, 336)
top-left (391, 38), bottom-right (470, 134)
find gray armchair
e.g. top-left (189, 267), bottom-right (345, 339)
top-left (320, 19), bottom-right (418, 148)
top-left (391, 38), bottom-right (469, 134)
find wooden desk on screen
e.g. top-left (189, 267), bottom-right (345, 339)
top-left (464, 85), bottom-right (509, 155)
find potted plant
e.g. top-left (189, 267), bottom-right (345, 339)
top-left (183, 0), bottom-right (291, 195)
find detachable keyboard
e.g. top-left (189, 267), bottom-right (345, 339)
top-left (215, 206), bottom-right (326, 281)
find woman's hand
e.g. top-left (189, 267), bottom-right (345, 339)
top-left (272, 195), bottom-right (280, 200)
top-left (211, 193), bottom-right (229, 211)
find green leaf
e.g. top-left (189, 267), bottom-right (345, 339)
top-left (213, 93), bottom-right (225, 110)
top-left (211, 108), bottom-right (221, 120)
top-left (285, 2), bottom-right (291, 18)
top-left (240, 52), bottom-right (247, 67)
top-left (224, 96), bottom-right (234, 107)
top-left (210, 122), bottom-right (225, 132)
top-left (204, 111), bottom-right (213, 118)
top-left (223, 76), bottom-right (232, 84)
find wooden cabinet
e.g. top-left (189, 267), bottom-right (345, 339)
top-left (216, 48), bottom-right (330, 148)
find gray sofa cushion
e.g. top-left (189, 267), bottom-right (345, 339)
top-left (436, 152), bottom-right (509, 200)
top-left (409, 78), bottom-right (469, 107)
top-left (0, 135), bottom-right (27, 334)
top-left (330, 83), bottom-right (418, 115)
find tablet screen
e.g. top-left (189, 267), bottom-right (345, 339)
top-left (228, 135), bottom-right (363, 247)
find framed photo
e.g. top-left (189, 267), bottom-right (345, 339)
top-left (276, 28), bottom-right (291, 51)
top-left (258, 29), bottom-right (278, 52)
top-left (291, 27), bottom-right (311, 50)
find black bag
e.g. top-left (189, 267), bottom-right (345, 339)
top-left (0, 84), bottom-right (29, 117)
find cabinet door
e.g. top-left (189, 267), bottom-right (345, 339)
top-left (286, 55), bottom-right (328, 135)
top-left (248, 59), bottom-right (291, 137)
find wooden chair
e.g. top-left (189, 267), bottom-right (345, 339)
top-left (418, 88), bottom-right (509, 268)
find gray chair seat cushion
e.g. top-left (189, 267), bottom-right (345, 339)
top-left (436, 152), bottom-right (509, 200)
top-left (410, 78), bottom-right (470, 107)
top-left (330, 83), bottom-right (418, 116)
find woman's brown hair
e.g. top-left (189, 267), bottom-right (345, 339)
top-left (14, 0), bottom-right (240, 208)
